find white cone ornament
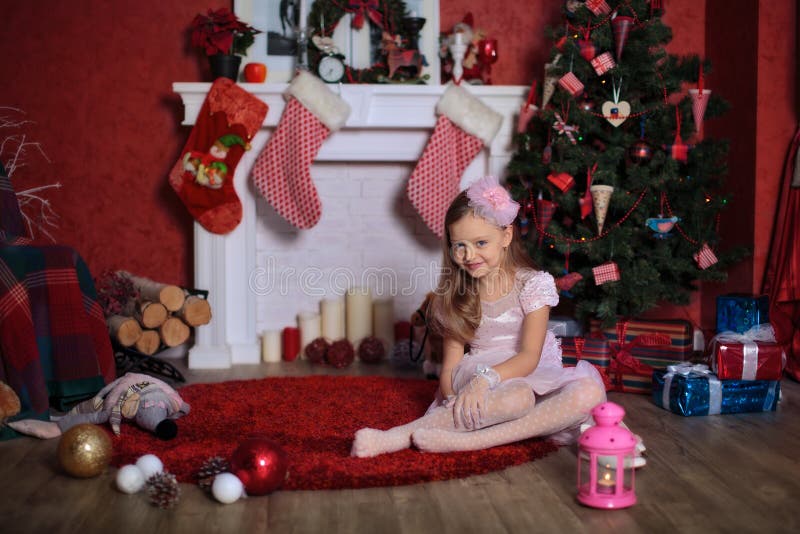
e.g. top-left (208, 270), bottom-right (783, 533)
top-left (690, 68), bottom-right (711, 134)
top-left (590, 184), bottom-right (614, 234)
top-left (542, 54), bottom-right (562, 109)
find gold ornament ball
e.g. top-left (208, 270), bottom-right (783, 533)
top-left (57, 424), bottom-right (113, 478)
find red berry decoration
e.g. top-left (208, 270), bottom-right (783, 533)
top-left (358, 336), bottom-right (386, 364)
top-left (230, 435), bottom-right (288, 496)
top-left (326, 339), bottom-right (355, 368)
top-left (304, 337), bottom-right (329, 364)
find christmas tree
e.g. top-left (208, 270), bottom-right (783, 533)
top-left (508, 0), bottom-right (745, 324)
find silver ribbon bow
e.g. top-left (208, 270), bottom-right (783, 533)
top-left (662, 363), bottom-right (723, 415)
top-left (710, 324), bottom-right (781, 381)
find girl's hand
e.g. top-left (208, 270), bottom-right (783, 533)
top-left (453, 376), bottom-right (490, 430)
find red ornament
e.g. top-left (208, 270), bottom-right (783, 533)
top-left (578, 38), bottom-right (597, 61)
top-left (230, 436), bottom-right (288, 496)
top-left (629, 139), bottom-right (653, 163)
top-left (305, 337), bottom-right (330, 364)
top-left (358, 336), bottom-right (386, 363)
top-left (326, 339), bottom-right (355, 368)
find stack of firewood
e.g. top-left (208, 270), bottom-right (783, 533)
top-left (105, 273), bottom-right (212, 355)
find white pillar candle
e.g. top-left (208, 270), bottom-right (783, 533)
top-left (321, 297), bottom-right (345, 341)
top-left (298, 0), bottom-right (308, 29)
top-left (372, 298), bottom-right (395, 350)
top-left (261, 330), bottom-right (282, 363)
top-left (349, 13), bottom-right (371, 69)
top-left (298, 312), bottom-right (321, 359)
top-left (346, 286), bottom-right (372, 346)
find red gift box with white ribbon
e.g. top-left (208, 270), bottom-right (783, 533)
top-left (558, 72), bottom-right (584, 97)
top-left (710, 325), bottom-right (786, 381)
top-left (590, 52), bottom-right (616, 76)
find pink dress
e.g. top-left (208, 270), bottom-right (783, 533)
top-left (428, 269), bottom-right (604, 411)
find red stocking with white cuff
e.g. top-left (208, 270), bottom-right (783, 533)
top-left (407, 84), bottom-right (503, 237)
top-left (251, 71), bottom-right (351, 229)
top-left (168, 78), bottom-right (268, 234)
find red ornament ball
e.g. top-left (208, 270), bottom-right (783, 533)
top-left (629, 139), bottom-right (653, 163)
top-left (304, 337), bottom-right (329, 364)
top-left (326, 339), bottom-right (355, 368)
top-left (230, 436), bottom-right (288, 496)
top-left (358, 336), bottom-right (386, 364)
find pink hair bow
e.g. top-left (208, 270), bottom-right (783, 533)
top-left (466, 176), bottom-right (520, 227)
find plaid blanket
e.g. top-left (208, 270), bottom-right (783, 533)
top-left (0, 163), bottom-right (114, 439)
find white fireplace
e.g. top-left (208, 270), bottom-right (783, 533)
top-left (173, 82), bottom-right (526, 368)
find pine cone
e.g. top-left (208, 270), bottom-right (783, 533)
top-left (196, 456), bottom-right (231, 492)
top-left (146, 472), bottom-right (181, 509)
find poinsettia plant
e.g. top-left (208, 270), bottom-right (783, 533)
top-left (190, 7), bottom-right (261, 56)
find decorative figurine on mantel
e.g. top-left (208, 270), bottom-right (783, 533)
top-left (440, 13), bottom-right (496, 85)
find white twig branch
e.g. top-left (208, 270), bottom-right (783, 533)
top-left (1, 108), bottom-right (61, 241)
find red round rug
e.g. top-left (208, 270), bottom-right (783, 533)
top-left (110, 376), bottom-right (559, 490)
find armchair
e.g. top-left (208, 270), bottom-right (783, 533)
top-left (0, 161), bottom-right (114, 439)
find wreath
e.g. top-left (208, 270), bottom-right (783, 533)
top-left (308, 0), bottom-right (420, 83)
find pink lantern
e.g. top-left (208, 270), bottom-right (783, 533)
top-left (577, 402), bottom-right (637, 509)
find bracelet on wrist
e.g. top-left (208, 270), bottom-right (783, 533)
top-left (475, 364), bottom-right (501, 389)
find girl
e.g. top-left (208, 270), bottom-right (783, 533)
top-left (352, 175), bottom-right (608, 457)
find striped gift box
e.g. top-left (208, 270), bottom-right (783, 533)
top-left (590, 318), bottom-right (694, 370)
top-left (558, 72), bottom-right (584, 96)
top-left (586, 0), bottom-right (611, 15)
top-left (560, 336), bottom-right (612, 391)
top-left (694, 243), bottom-right (718, 269)
top-left (590, 52), bottom-right (616, 75)
top-left (560, 337), bottom-right (610, 368)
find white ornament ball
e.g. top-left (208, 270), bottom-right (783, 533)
top-left (135, 454), bottom-right (163, 479)
top-left (212, 472), bottom-right (245, 504)
top-left (115, 464), bottom-right (146, 494)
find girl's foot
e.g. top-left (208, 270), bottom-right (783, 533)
top-left (351, 428), bottom-right (411, 458)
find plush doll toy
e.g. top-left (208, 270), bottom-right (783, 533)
top-left (412, 292), bottom-right (445, 379)
top-left (0, 380), bottom-right (21, 425)
top-left (7, 373), bottom-right (190, 440)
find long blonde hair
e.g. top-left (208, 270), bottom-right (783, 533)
top-left (428, 191), bottom-right (536, 344)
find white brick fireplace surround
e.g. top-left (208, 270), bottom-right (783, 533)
top-left (174, 82), bottom-right (526, 369)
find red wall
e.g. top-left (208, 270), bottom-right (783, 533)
top-left (0, 1), bottom-right (795, 330)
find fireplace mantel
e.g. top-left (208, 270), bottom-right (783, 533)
top-left (173, 82), bottom-right (527, 368)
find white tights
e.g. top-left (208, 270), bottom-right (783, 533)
top-left (351, 377), bottom-right (605, 457)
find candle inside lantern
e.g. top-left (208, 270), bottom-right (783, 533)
top-left (597, 466), bottom-right (616, 494)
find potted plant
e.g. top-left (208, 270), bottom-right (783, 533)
top-left (190, 8), bottom-right (261, 81)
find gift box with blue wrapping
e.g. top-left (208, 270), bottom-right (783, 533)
top-left (652, 364), bottom-right (780, 416)
top-left (716, 294), bottom-right (769, 334)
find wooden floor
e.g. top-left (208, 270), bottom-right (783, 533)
top-left (1, 359), bottom-right (799, 534)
